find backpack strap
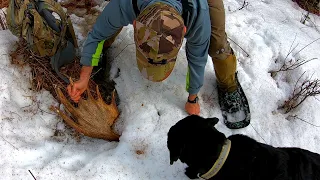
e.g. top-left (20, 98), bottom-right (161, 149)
top-left (132, 0), bottom-right (139, 16)
top-left (66, 17), bottom-right (78, 48)
top-left (43, 0), bottom-right (78, 47)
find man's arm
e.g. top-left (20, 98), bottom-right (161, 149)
top-left (185, 10), bottom-right (211, 96)
top-left (184, 9), bottom-right (210, 115)
top-left (68, 0), bottom-right (135, 102)
top-left (80, 0), bottom-right (135, 66)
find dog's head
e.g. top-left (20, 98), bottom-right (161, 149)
top-left (167, 115), bottom-right (226, 176)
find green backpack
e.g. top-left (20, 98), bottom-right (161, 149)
top-left (6, 0), bottom-right (78, 83)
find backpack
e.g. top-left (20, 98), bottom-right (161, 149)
top-left (6, 0), bottom-right (78, 83)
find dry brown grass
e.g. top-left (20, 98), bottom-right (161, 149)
top-left (279, 72), bottom-right (320, 113)
top-left (0, 0), bottom-right (8, 8)
top-left (294, 0), bottom-right (319, 15)
top-left (9, 39), bottom-right (102, 102)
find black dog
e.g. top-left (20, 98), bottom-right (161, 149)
top-left (167, 115), bottom-right (320, 180)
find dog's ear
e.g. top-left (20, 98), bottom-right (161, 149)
top-left (169, 142), bottom-right (185, 165)
top-left (168, 129), bottom-right (185, 165)
top-left (168, 137), bottom-right (184, 165)
top-left (206, 117), bottom-right (219, 127)
top-left (170, 151), bottom-right (180, 165)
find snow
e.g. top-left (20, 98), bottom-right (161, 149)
top-left (1, 0), bottom-right (320, 179)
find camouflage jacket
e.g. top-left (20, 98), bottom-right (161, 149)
top-left (81, 0), bottom-right (210, 95)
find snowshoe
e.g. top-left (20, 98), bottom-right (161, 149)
top-left (218, 73), bottom-right (251, 129)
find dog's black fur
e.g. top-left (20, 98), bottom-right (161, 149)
top-left (167, 115), bottom-right (320, 180)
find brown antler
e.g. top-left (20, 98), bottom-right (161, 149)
top-left (52, 86), bottom-right (120, 141)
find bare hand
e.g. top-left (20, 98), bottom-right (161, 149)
top-left (185, 95), bottom-right (200, 115)
top-left (67, 66), bottom-right (93, 103)
top-left (67, 78), bottom-right (89, 103)
top-left (185, 102), bottom-right (200, 115)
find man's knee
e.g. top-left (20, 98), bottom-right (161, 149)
top-left (209, 38), bottom-right (233, 61)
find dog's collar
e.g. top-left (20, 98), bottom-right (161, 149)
top-left (200, 139), bottom-right (231, 179)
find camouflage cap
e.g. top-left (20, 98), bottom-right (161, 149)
top-left (134, 2), bottom-right (185, 82)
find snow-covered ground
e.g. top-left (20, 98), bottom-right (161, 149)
top-left (1, 0), bottom-right (320, 179)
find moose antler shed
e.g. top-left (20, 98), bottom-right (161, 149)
top-left (52, 85), bottom-right (121, 141)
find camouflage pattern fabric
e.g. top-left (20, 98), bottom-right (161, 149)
top-left (6, 0), bottom-right (28, 36)
top-left (134, 2), bottom-right (185, 82)
top-left (7, 0), bottom-right (78, 57)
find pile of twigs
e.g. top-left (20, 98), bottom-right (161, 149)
top-left (0, 0), bottom-right (8, 8)
top-left (293, 0), bottom-right (320, 15)
top-left (9, 39), bottom-right (100, 101)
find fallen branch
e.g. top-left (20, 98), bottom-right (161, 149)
top-left (228, 37), bottom-right (250, 57)
top-left (301, 11), bottom-right (311, 24)
top-left (28, 170), bottom-right (36, 180)
top-left (0, 135), bottom-right (18, 150)
top-left (238, 0), bottom-right (249, 11)
top-left (231, 0), bottom-right (249, 12)
top-left (286, 115), bottom-right (320, 127)
top-left (250, 124), bottom-right (267, 143)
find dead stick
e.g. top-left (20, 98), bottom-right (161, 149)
top-left (250, 124), bottom-right (267, 143)
top-left (69, 77), bottom-right (74, 86)
top-left (0, 136), bottom-right (19, 150)
top-left (29, 51), bottom-right (65, 88)
top-left (288, 115), bottom-right (320, 127)
top-left (228, 37), bottom-right (250, 57)
top-left (28, 170), bottom-right (36, 180)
